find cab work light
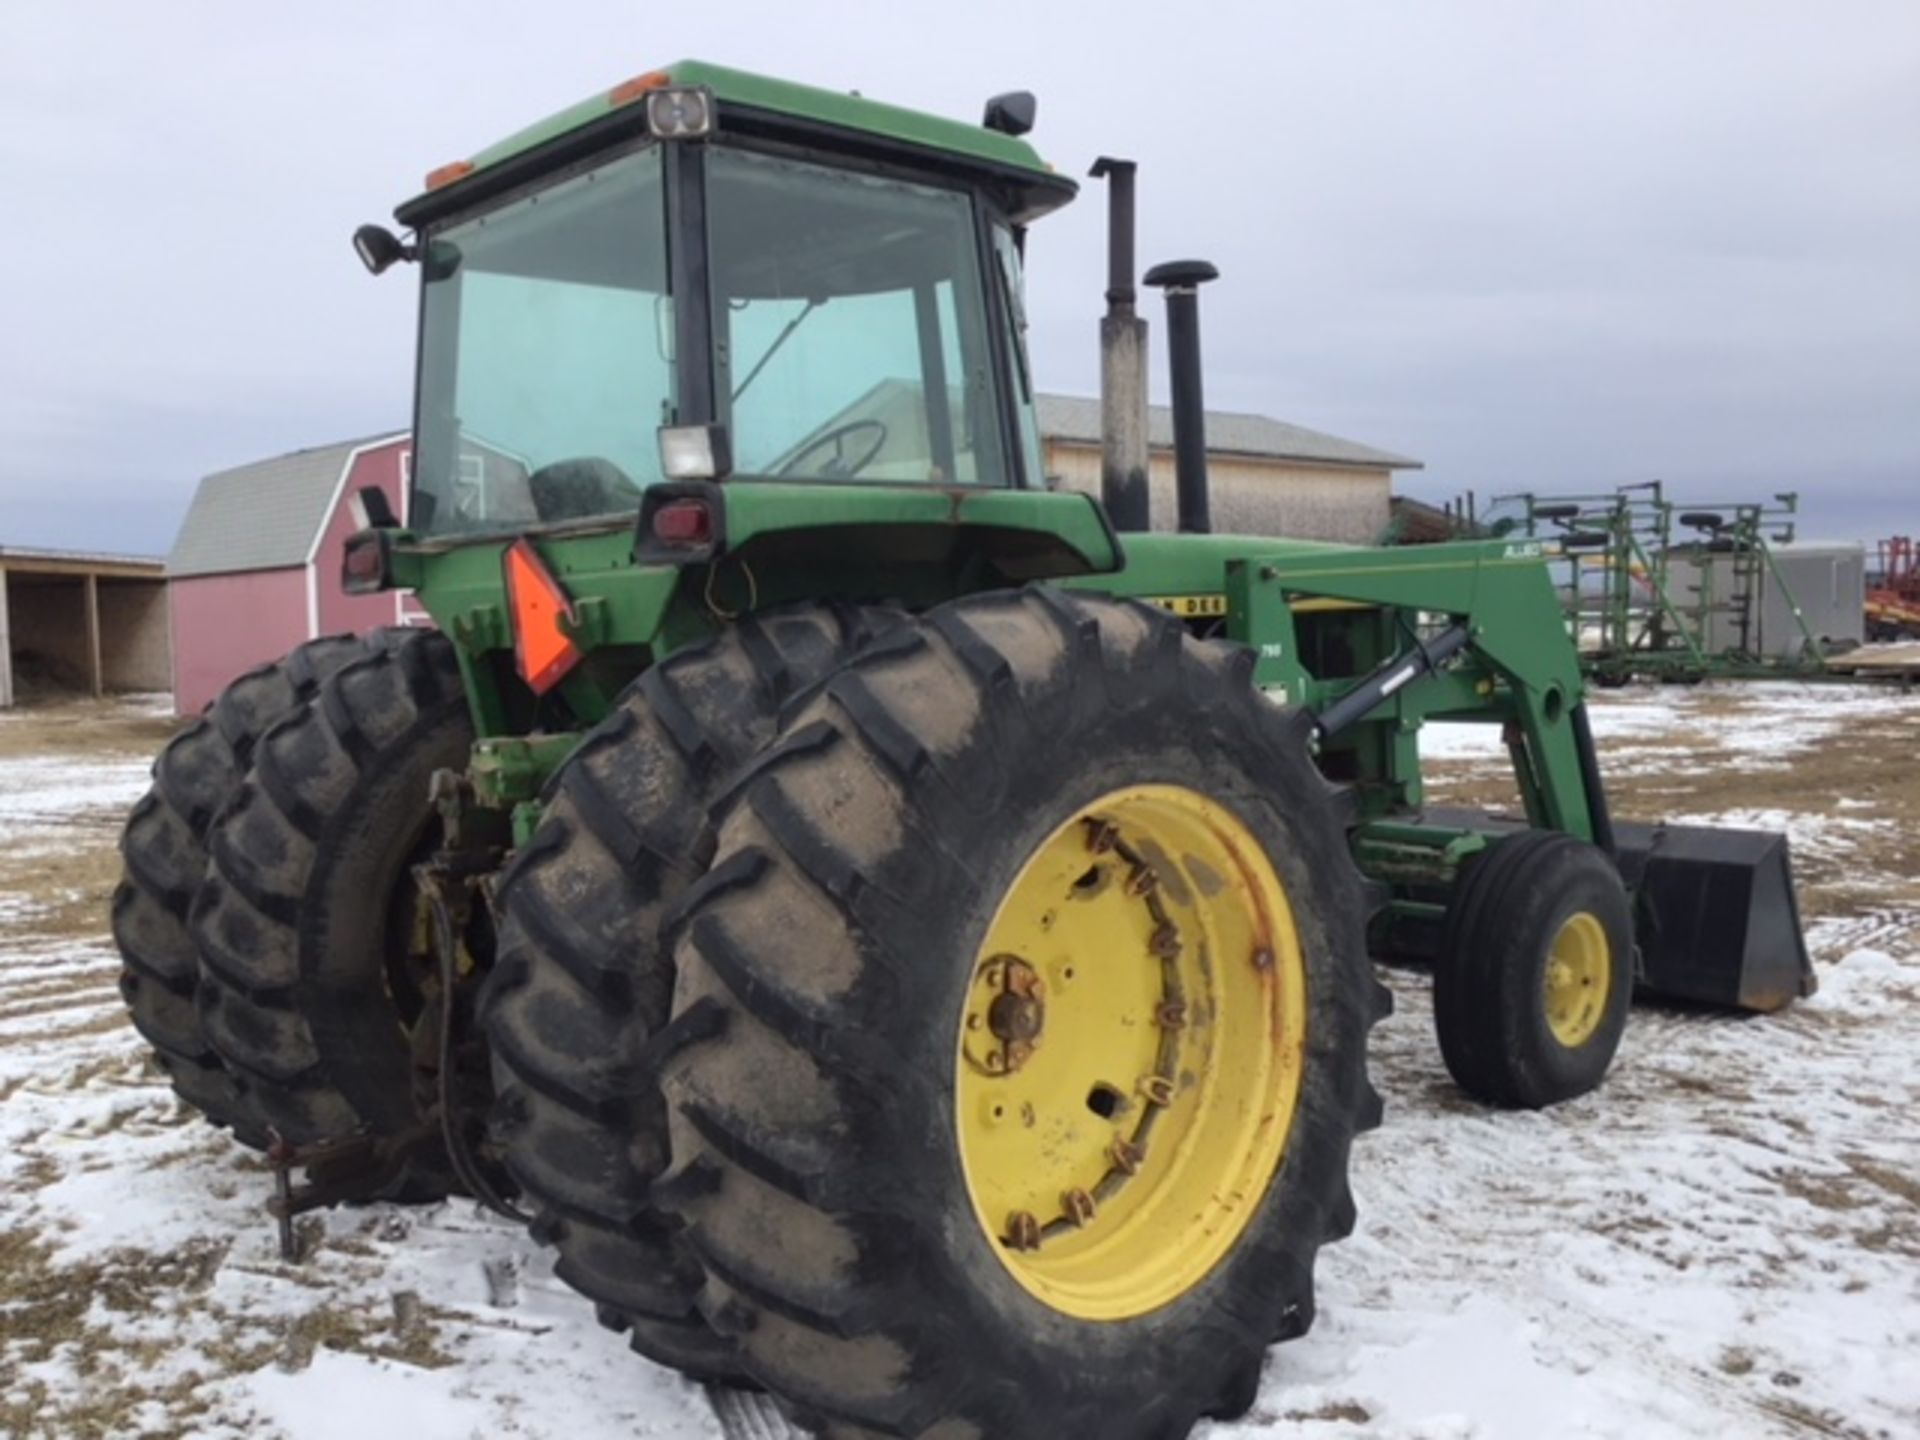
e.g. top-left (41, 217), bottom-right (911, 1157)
top-left (646, 86), bottom-right (714, 139)
top-left (504, 539), bottom-right (584, 695)
top-left (658, 423), bottom-right (732, 481)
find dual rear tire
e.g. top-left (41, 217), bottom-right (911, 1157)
top-left (116, 628), bottom-right (476, 1199)
top-left (115, 635), bottom-right (368, 1147)
top-left (483, 589), bottom-right (1388, 1439)
top-left (651, 590), bottom-right (1387, 1439)
top-left (478, 602), bottom-right (904, 1380)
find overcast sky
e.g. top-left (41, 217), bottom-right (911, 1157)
top-left (2, 1), bottom-right (1914, 556)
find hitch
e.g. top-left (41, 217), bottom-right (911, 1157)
top-left (260, 766), bottom-right (524, 1258)
top-left (265, 1125), bottom-right (438, 1261)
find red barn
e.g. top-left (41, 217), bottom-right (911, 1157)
top-left (166, 433), bottom-right (419, 715)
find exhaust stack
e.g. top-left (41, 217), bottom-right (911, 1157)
top-left (1143, 258), bottom-right (1220, 535)
top-left (1090, 158), bottom-right (1150, 532)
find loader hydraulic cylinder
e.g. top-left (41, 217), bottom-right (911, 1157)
top-left (1313, 623), bottom-right (1474, 739)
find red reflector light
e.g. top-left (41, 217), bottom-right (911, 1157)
top-left (652, 500), bottom-right (712, 546)
top-left (343, 538), bottom-right (384, 583)
top-left (504, 539), bottom-right (584, 695)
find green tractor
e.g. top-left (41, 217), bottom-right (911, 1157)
top-left (115, 62), bottom-right (1815, 1439)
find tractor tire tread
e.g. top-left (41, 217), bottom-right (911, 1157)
top-left (113, 633), bottom-right (368, 1147)
top-left (481, 601), bottom-right (905, 1383)
top-left (190, 627), bottom-right (469, 1188)
top-left (1434, 829), bottom-right (1634, 1108)
top-left (655, 588), bottom-right (1386, 1440)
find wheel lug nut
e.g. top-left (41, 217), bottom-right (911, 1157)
top-left (1005, 1211), bottom-right (1042, 1251)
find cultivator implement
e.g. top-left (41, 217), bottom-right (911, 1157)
top-left (1455, 483), bottom-right (1834, 683)
top-left (113, 60), bottom-right (1821, 1440)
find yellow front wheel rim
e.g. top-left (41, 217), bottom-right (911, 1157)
top-left (954, 784), bottom-right (1307, 1322)
top-left (1543, 911), bottom-right (1612, 1048)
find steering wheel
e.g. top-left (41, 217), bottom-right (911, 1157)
top-left (775, 419), bottom-right (889, 479)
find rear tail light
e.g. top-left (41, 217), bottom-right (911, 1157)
top-left (341, 532), bottom-right (390, 595)
top-left (652, 500), bottom-right (713, 546)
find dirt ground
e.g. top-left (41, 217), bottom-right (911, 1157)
top-left (0, 685), bottom-right (1915, 1440)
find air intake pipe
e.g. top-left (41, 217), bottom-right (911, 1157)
top-left (1143, 258), bottom-right (1219, 535)
top-left (1090, 158), bottom-right (1150, 532)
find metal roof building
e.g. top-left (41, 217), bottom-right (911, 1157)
top-left (167, 435), bottom-right (401, 580)
top-left (1035, 395), bottom-right (1420, 470)
top-left (1036, 393), bottom-right (1421, 545)
top-left (0, 546), bottom-right (169, 708)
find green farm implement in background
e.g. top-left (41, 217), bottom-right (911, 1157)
top-left (114, 62), bottom-right (1815, 1440)
top-left (1460, 483), bottom-right (1840, 684)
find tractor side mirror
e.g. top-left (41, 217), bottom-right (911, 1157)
top-left (982, 91), bottom-right (1037, 137)
top-left (352, 224), bottom-right (416, 276)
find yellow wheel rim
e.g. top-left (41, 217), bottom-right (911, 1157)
top-left (954, 784), bottom-right (1307, 1322)
top-left (1543, 911), bottom-right (1611, 1048)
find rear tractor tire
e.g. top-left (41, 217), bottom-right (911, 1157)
top-left (480, 602), bottom-right (904, 1383)
top-left (1433, 830), bottom-right (1634, 1109)
top-left (190, 628), bottom-right (477, 1198)
top-left (113, 635), bottom-right (369, 1145)
top-left (654, 589), bottom-right (1390, 1440)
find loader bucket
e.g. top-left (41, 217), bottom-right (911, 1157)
top-left (1613, 820), bottom-right (1816, 1012)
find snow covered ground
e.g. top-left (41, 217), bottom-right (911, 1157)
top-left (2, 686), bottom-right (1916, 1440)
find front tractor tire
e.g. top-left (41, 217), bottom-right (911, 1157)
top-left (654, 590), bottom-right (1389, 1440)
top-left (1433, 830), bottom-right (1634, 1109)
top-left (480, 602), bottom-right (903, 1382)
top-left (113, 635), bottom-right (369, 1145)
top-left (189, 628), bottom-right (476, 1196)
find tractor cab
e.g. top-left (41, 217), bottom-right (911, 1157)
top-left (371, 63), bottom-right (1076, 541)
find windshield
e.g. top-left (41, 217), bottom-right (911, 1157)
top-left (708, 147), bottom-right (1012, 486)
top-left (411, 146), bottom-right (671, 536)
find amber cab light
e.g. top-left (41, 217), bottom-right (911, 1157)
top-left (424, 159), bottom-right (475, 191)
top-left (609, 70), bottom-right (672, 107)
top-left (652, 500), bottom-right (713, 546)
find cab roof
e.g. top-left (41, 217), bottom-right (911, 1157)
top-left (396, 60), bottom-right (1077, 227)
